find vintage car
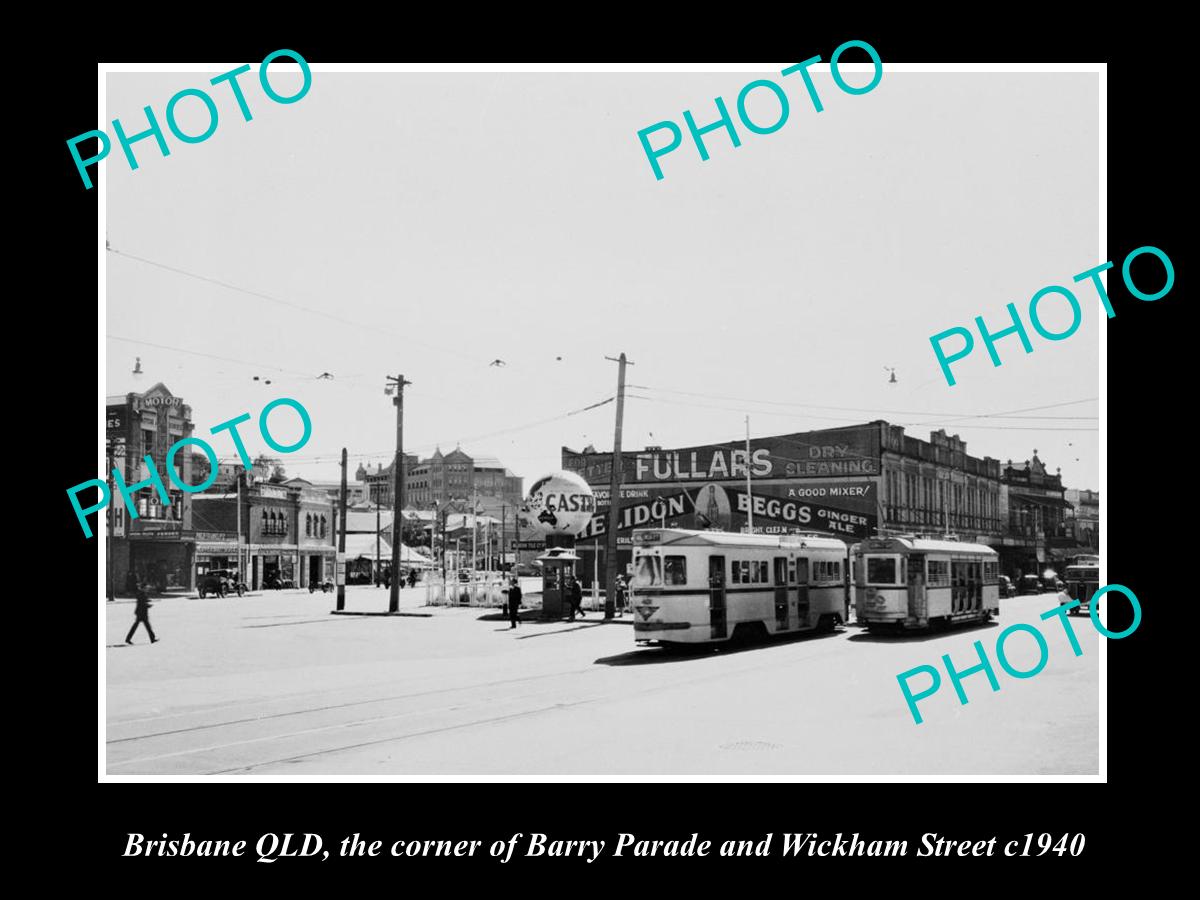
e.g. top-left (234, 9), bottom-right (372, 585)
top-left (1017, 574), bottom-right (1043, 595)
top-left (308, 579), bottom-right (334, 593)
top-left (998, 575), bottom-right (1016, 598)
top-left (264, 572), bottom-right (295, 590)
top-left (198, 569), bottom-right (245, 599)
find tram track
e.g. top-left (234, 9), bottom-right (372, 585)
top-left (107, 629), bottom-right (857, 775)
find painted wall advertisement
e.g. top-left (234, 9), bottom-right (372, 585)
top-left (563, 425), bottom-right (881, 485)
top-left (564, 427), bottom-right (881, 543)
top-left (577, 481), bottom-right (878, 543)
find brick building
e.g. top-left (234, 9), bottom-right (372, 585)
top-left (191, 477), bottom-right (337, 590)
top-left (106, 382), bottom-right (197, 595)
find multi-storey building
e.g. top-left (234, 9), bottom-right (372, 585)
top-left (106, 382), bottom-right (197, 595)
top-left (190, 477), bottom-right (337, 590)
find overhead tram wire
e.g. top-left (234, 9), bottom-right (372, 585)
top-left (628, 384), bottom-right (1098, 421)
top-left (106, 245), bottom-right (565, 386)
top-left (624, 394), bottom-right (1098, 433)
top-left (218, 395), bottom-right (617, 468)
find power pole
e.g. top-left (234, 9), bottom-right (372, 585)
top-left (337, 447), bottom-right (348, 611)
top-left (744, 415), bottom-right (754, 532)
top-left (603, 353), bottom-right (633, 619)
top-left (106, 442), bottom-right (115, 601)
top-left (500, 504), bottom-right (506, 572)
top-left (375, 496), bottom-right (381, 587)
top-left (387, 375), bottom-right (411, 613)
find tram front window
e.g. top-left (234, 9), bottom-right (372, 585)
top-left (633, 555), bottom-right (687, 587)
top-left (632, 555), bottom-right (661, 588)
top-left (865, 556), bottom-right (898, 585)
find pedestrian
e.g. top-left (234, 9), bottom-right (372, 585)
top-left (615, 575), bottom-right (628, 614)
top-left (125, 583), bottom-right (158, 645)
top-left (407, 569), bottom-right (418, 588)
top-left (566, 574), bottom-right (584, 621)
top-left (508, 577), bottom-right (522, 629)
top-left (383, 568), bottom-right (392, 590)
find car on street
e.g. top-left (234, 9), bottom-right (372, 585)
top-left (264, 573), bottom-right (295, 590)
top-left (198, 569), bottom-right (245, 599)
top-left (998, 575), bottom-right (1016, 598)
top-left (1017, 574), bottom-right (1043, 595)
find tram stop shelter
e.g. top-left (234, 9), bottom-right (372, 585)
top-left (535, 547), bottom-right (580, 620)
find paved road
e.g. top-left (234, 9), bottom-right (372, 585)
top-left (105, 588), bottom-right (1099, 776)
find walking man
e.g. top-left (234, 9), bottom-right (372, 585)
top-left (126, 583), bottom-right (158, 645)
top-left (566, 574), bottom-right (584, 621)
top-left (507, 577), bottom-right (522, 629)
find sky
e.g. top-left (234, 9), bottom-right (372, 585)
top-left (105, 66), bottom-right (1101, 492)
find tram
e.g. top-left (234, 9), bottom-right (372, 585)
top-left (1060, 560), bottom-right (1100, 615)
top-left (628, 528), bottom-right (850, 646)
top-left (852, 535), bottom-right (999, 631)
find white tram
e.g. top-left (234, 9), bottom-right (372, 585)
top-left (852, 535), bottom-right (1000, 631)
top-left (629, 528), bottom-right (850, 646)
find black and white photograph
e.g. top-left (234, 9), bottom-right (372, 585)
top-left (92, 59), bottom-right (1111, 779)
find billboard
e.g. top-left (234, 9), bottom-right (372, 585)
top-left (563, 425), bottom-right (881, 485)
top-left (576, 480), bottom-right (878, 543)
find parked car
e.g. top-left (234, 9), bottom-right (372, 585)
top-left (308, 579), bottom-right (334, 593)
top-left (264, 572), bottom-right (295, 590)
top-left (998, 575), bottom-right (1016, 598)
top-left (1017, 574), bottom-right (1042, 595)
top-left (198, 569), bottom-right (245, 599)
top-left (513, 563), bottom-right (540, 577)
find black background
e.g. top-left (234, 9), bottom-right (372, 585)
top-left (32, 15), bottom-right (1180, 887)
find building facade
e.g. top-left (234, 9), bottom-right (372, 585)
top-left (191, 478), bottom-right (337, 590)
top-left (359, 447), bottom-right (523, 511)
top-left (106, 383), bottom-right (197, 595)
top-left (997, 453), bottom-right (1073, 575)
top-left (1064, 488), bottom-right (1100, 551)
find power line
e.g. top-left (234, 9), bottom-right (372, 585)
top-left (629, 384), bottom-right (1098, 421)
top-left (107, 244), bottom-right (549, 381)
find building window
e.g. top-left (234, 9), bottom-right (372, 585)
top-left (306, 514), bottom-right (312, 537)
top-left (320, 516), bottom-right (327, 538)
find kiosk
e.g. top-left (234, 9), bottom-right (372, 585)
top-left (536, 547), bottom-right (580, 620)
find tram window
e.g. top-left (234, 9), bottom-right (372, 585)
top-left (663, 556), bottom-right (687, 586)
top-left (866, 556), bottom-right (897, 584)
top-left (758, 561), bottom-right (768, 583)
top-left (928, 560), bottom-right (950, 586)
top-left (796, 559), bottom-right (809, 584)
top-left (739, 560), bottom-right (751, 583)
top-left (632, 555), bottom-right (662, 587)
top-left (833, 560), bottom-right (840, 580)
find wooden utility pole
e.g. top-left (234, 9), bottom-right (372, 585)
top-left (387, 375), bottom-right (411, 613)
top-left (337, 447), bottom-right (348, 611)
top-left (603, 353), bottom-right (632, 619)
top-left (375, 497), bottom-right (381, 587)
top-left (744, 415), bottom-right (754, 532)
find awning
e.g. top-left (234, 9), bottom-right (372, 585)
top-left (1009, 492), bottom-right (1073, 509)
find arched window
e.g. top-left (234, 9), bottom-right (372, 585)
top-left (261, 510), bottom-right (268, 533)
top-left (269, 511), bottom-right (278, 534)
top-left (320, 516), bottom-right (327, 538)
top-left (306, 514), bottom-right (312, 537)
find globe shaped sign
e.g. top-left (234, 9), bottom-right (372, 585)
top-left (522, 470), bottom-right (596, 536)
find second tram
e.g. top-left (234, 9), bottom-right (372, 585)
top-left (852, 535), bottom-right (999, 631)
top-left (629, 528), bottom-right (850, 646)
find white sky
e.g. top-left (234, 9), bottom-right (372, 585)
top-left (105, 68), bottom-right (1100, 491)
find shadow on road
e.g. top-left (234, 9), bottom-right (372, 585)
top-left (594, 627), bottom-right (843, 666)
top-left (848, 620), bottom-right (1000, 643)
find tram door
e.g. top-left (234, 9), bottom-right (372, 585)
top-left (908, 554), bottom-right (927, 623)
top-left (796, 557), bottom-right (810, 627)
top-left (773, 557), bottom-right (789, 631)
top-left (708, 555), bottom-right (727, 640)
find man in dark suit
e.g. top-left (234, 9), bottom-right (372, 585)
top-left (566, 575), bottom-right (584, 621)
top-left (126, 584), bottom-right (158, 644)
top-left (507, 577), bottom-right (522, 629)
